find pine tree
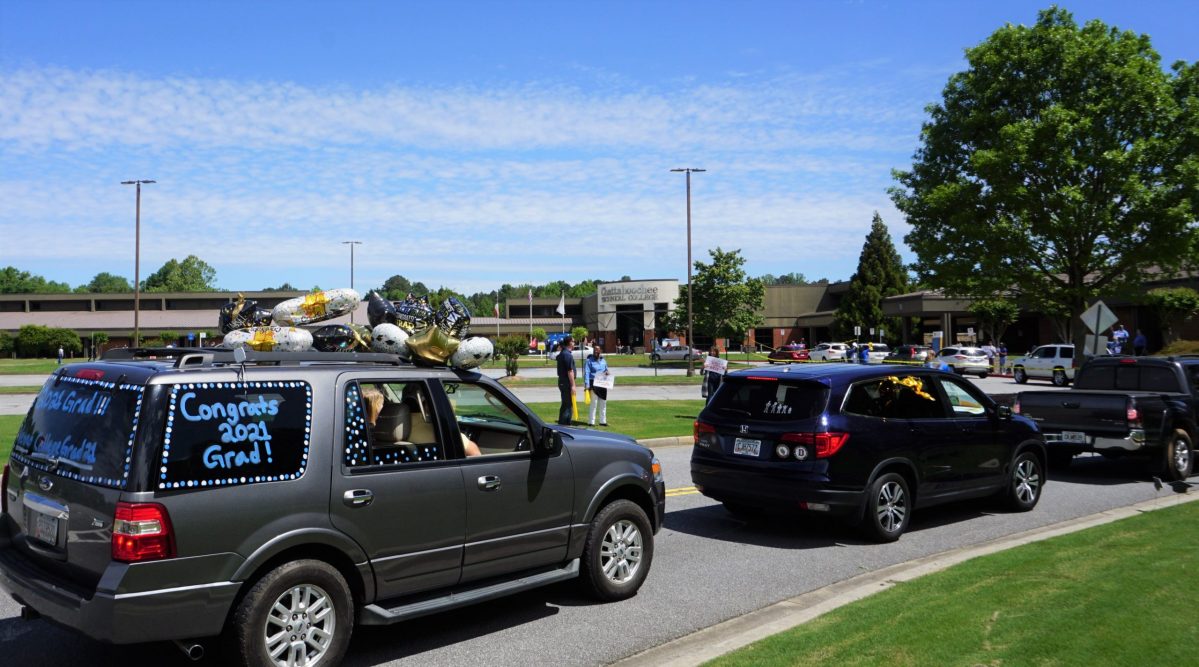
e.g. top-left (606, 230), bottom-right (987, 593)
top-left (833, 213), bottom-right (909, 342)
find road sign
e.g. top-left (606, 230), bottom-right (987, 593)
top-left (1081, 300), bottom-right (1117, 335)
top-left (853, 326), bottom-right (861, 336)
top-left (187, 333), bottom-right (195, 341)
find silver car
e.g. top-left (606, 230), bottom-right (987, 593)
top-left (937, 346), bottom-right (992, 378)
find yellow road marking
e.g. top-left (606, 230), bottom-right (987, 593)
top-left (665, 486), bottom-right (698, 497)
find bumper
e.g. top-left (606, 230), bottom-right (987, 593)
top-left (653, 480), bottom-right (666, 533)
top-left (1043, 429), bottom-right (1146, 453)
top-left (0, 546), bottom-right (240, 644)
top-left (690, 458), bottom-right (864, 516)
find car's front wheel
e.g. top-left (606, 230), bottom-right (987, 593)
top-left (1161, 429), bottom-right (1194, 482)
top-left (580, 500), bottom-right (654, 601)
top-left (1004, 451), bottom-right (1043, 511)
top-left (650, 354), bottom-right (660, 362)
top-left (861, 472), bottom-right (910, 542)
top-left (226, 559), bottom-right (353, 667)
top-left (977, 371), bottom-right (990, 379)
top-left (1013, 367), bottom-right (1028, 384)
top-left (1052, 369), bottom-right (1069, 387)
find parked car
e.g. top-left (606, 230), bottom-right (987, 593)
top-left (1013, 344), bottom-right (1076, 386)
top-left (650, 344), bottom-right (705, 362)
top-left (808, 342), bottom-right (850, 362)
top-left (937, 346), bottom-right (991, 378)
top-left (691, 364), bottom-right (1045, 541)
top-left (866, 343), bottom-right (891, 364)
top-left (0, 348), bottom-right (665, 665)
top-left (767, 344), bottom-right (811, 363)
top-left (1015, 355), bottom-right (1199, 479)
top-left (885, 345), bottom-right (931, 364)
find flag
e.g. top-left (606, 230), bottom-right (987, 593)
top-left (493, 302), bottom-right (500, 317)
top-left (527, 288), bottom-right (532, 303)
top-left (556, 292), bottom-right (566, 316)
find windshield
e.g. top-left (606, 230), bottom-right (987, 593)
top-left (13, 375), bottom-right (145, 489)
top-left (709, 378), bottom-right (828, 421)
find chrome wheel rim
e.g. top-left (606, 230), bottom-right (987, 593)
top-left (1173, 438), bottom-right (1191, 474)
top-left (876, 481), bottom-right (907, 533)
top-left (1014, 458), bottom-right (1040, 505)
top-left (264, 583), bottom-right (336, 667)
top-left (600, 519), bottom-right (643, 584)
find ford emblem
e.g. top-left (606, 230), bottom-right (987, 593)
top-left (38, 477), bottom-right (53, 492)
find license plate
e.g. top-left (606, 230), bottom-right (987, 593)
top-left (733, 438), bottom-right (761, 457)
top-left (32, 512), bottom-right (58, 545)
top-left (1061, 431), bottom-right (1087, 444)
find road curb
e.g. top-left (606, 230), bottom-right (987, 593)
top-left (611, 491), bottom-right (1199, 667)
top-left (639, 436), bottom-right (691, 449)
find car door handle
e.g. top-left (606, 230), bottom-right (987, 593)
top-left (343, 489), bottom-right (374, 508)
top-left (477, 475), bottom-right (502, 491)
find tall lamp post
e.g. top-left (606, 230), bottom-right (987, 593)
top-left (670, 168), bottom-right (705, 376)
top-left (121, 180), bottom-right (155, 347)
top-left (342, 241), bottom-right (362, 323)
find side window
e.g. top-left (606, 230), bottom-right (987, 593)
top-left (1034, 347), bottom-right (1053, 359)
top-left (843, 376), bottom-right (945, 419)
top-left (1075, 365), bottom-right (1114, 390)
top-left (443, 381), bottom-right (532, 457)
top-left (1060, 347), bottom-right (1074, 360)
top-left (1140, 367), bottom-right (1180, 393)
top-left (937, 378), bottom-right (987, 417)
top-left (343, 381), bottom-right (443, 467)
top-left (159, 381), bottom-right (312, 490)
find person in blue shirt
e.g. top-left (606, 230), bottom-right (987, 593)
top-left (858, 343), bottom-right (870, 364)
top-left (584, 346), bottom-right (610, 426)
top-left (556, 336), bottom-right (576, 425)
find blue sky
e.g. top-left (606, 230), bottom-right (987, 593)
top-left (2, 1), bottom-right (1195, 296)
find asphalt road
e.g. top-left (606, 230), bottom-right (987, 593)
top-left (0, 445), bottom-right (1177, 666)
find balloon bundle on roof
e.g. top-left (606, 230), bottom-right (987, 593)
top-left (219, 288), bottom-right (365, 353)
top-left (218, 294), bottom-right (273, 333)
top-left (366, 292), bottom-right (493, 369)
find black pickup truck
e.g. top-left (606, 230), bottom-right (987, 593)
top-left (1014, 355), bottom-right (1199, 480)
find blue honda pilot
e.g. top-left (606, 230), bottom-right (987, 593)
top-left (691, 363), bottom-right (1045, 541)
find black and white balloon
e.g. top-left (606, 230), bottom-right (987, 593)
top-left (450, 336), bottom-right (494, 370)
top-left (371, 323), bottom-right (410, 358)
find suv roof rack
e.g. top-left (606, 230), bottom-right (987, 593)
top-left (101, 347), bottom-right (412, 369)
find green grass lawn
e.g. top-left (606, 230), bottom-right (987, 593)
top-left (709, 500), bottom-right (1199, 667)
top-left (0, 386), bottom-right (42, 394)
top-left (0, 358), bottom-right (82, 374)
top-left (0, 415), bottom-right (20, 463)
top-left (500, 374), bottom-right (704, 387)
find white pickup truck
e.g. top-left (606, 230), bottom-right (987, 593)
top-left (1013, 344), bottom-right (1077, 386)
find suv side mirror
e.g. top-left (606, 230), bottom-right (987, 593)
top-left (995, 405), bottom-right (1012, 420)
top-left (537, 427), bottom-right (563, 456)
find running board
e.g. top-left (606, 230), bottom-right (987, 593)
top-left (359, 559), bottom-right (580, 626)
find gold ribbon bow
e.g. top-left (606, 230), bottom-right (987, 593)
top-left (300, 292), bottom-right (330, 319)
top-left (248, 328), bottom-right (277, 351)
top-left (884, 375), bottom-right (934, 401)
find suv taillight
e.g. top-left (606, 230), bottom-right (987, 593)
top-left (694, 421), bottom-right (718, 449)
top-left (112, 502), bottom-right (176, 562)
top-left (780, 432), bottom-right (850, 458)
top-left (1, 464), bottom-right (9, 514)
top-left (1126, 397), bottom-right (1140, 426)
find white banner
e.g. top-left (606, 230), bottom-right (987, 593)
top-left (703, 356), bottom-right (729, 375)
top-left (593, 371), bottom-right (615, 390)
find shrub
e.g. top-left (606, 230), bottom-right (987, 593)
top-left (1157, 339), bottom-right (1199, 356)
top-left (15, 325), bottom-right (82, 358)
top-left (494, 335), bottom-right (527, 376)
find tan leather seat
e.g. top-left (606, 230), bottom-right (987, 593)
top-left (372, 402), bottom-right (411, 444)
top-left (405, 397), bottom-right (436, 444)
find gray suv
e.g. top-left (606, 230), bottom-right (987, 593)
top-left (0, 349), bottom-right (664, 665)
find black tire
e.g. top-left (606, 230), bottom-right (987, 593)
top-left (580, 500), bottom-right (654, 601)
top-left (978, 371), bottom-right (990, 379)
top-left (1004, 451), bottom-right (1043, 511)
top-left (1013, 367), bottom-right (1028, 384)
top-left (225, 560), bottom-right (353, 667)
top-left (1161, 429), bottom-right (1194, 482)
top-left (1052, 369), bottom-right (1069, 387)
top-left (860, 472), bottom-right (910, 542)
top-left (651, 354), bottom-right (660, 362)
top-left (1048, 450), bottom-right (1074, 470)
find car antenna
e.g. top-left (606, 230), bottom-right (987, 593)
top-left (233, 346), bottom-right (247, 388)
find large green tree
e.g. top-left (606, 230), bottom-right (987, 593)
top-left (143, 256), bottom-right (217, 292)
top-left (891, 8), bottom-right (1199, 346)
top-left (665, 247), bottom-right (765, 347)
top-left (833, 213), bottom-right (909, 342)
top-left (76, 272), bottom-right (132, 293)
top-left (0, 266), bottom-right (71, 294)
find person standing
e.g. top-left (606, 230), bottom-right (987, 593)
top-left (858, 342), bottom-right (870, 364)
top-left (57, 346), bottom-right (64, 365)
top-left (981, 341), bottom-right (997, 373)
top-left (556, 336), bottom-right (576, 425)
top-left (702, 346), bottom-right (723, 404)
top-left (1133, 329), bottom-right (1148, 356)
top-left (998, 342), bottom-right (1008, 375)
top-left (1111, 324), bottom-right (1129, 353)
top-left (584, 346), bottom-right (610, 426)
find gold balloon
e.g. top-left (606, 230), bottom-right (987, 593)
top-left (407, 327), bottom-right (460, 365)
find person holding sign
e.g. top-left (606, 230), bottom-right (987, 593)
top-left (702, 346), bottom-right (727, 404)
top-left (584, 346), bottom-right (611, 426)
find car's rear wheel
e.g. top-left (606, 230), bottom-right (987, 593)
top-left (861, 472), bottom-right (910, 542)
top-left (1161, 429), bottom-right (1194, 482)
top-left (1013, 367), bottom-right (1028, 384)
top-left (226, 559), bottom-right (353, 667)
top-left (651, 354), bottom-right (660, 362)
top-left (1052, 369), bottom-right (1069, 386)
top-left (977, 371), bottom-right (989, 379)
top-left (580, 500), bottom-right (653, 601)
top-left (1004, 451), bottom-right (1043, 511)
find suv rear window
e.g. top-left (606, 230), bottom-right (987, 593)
top-left (157, 381), bottom-right (312, 490)
top-left (708, 378), bottom-right (827, 421)
top-left (1075, 364), bottom-right (1182, 392)
top-left (13, 375), bottom-right (145, 489)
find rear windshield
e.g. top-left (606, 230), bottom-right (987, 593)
top-left (708, 378), bottom-right (827, 421)
top-left (157, 381), bottom-right (312, 491)
top-left (12, 375), bottom-right (145, 489)
top-left (1075, 364), bottom-right (1181, 392)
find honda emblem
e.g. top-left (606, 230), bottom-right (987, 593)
top-left (739, 425), bottom-right (749, 435)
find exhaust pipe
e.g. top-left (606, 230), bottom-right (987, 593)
top-left (172, 640), bottom-right (205, 661)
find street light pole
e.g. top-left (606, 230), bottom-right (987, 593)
top-left (121, 180), bottom-right (155, 347)
top-left (671, 168), bottom-right (705, 376)
top-left (342, 241), bottom-right (362, 324)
